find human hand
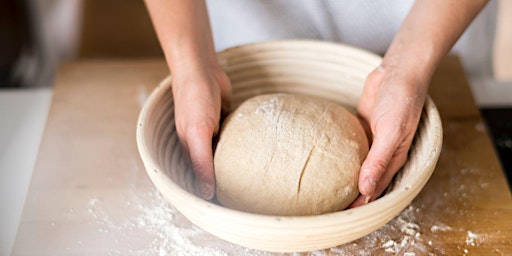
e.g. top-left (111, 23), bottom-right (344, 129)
top-left (350, 64), bottom-right (429, 207)
top-left (172, 64), bottom-right (231, 199)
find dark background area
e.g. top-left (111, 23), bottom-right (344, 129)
top-left (481, 108), bottom-right (512, 189)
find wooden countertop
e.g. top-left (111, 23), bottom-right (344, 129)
top-left (13, 56), bottom-right (512, 255)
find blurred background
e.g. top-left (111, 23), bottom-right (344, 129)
top-left (0, 0), bottom-right (510, 255)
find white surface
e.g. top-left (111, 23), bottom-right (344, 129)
top-left (206, 0), bottom-right (497, 76)
top-left (0, 88), bottom-right (52, 256)
top-left (207, 0), bottom-right (511, 105)
top-left (470, 79), bottom-right (512, 107)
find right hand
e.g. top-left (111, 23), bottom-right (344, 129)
top-left (350, 64), bottom-right (428, 207)
top-left (172, 64), bottom-right (231, 199)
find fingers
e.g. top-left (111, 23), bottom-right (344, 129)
top-left (172, 66), bottom-right (232, 200)
top-left (357, 115), bottom-right (373, 146)
top-left (185, 125), bottom-right (216, 199)
top-left (352, 62), bottom-right (428, 208)
top-left (357, 66), bottom-right (385, 120)
top-left (358, 132), bottom-right (399, 197)
top-left (349, 136), bottom-right (410, 208)
top-left (176, 101), bottom-right (219, 200)
top-left (347, 194), bottom-right (368, 208)
top-left (174, 93), bottom-right (219, 200)
top-left (215, 69), bottom-right (232, 116)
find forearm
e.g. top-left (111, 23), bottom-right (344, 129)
top-left (383, 0), bottom-right (489, 80)
top-left (144, 0), bottom-right (217, 74)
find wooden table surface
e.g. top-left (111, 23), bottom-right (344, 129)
top-left (13, 56), bottom-right (512, 255)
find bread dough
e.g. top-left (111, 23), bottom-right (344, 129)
top-left (214, 93), bottom-right (369, 216)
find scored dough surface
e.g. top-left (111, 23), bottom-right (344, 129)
top-left (214, 93), bottom-right (369, 216)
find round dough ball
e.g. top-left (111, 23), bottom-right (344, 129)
top-left (214, 93), bottom-right (369, 216)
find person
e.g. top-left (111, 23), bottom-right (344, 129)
top-left (144, 0), bottom-right (489, 207)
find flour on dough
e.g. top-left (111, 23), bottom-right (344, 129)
top-left (214, 93), bottom-right (369, 216)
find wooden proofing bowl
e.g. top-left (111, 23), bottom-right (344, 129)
top-left (136, 40), bottom-right (443, 252)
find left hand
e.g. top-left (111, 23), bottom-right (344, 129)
top-left (350, 64), bottom-right (429, 207)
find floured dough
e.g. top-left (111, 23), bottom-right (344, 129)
top-left (214, 93), bottom-right (369, 216)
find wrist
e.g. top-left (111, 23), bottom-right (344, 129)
top-left (167, 39), bottom-right (219, 75)
top-left (385, 43), bottom-right (438, 78)
top-left (375, 52), bottom-right (432, 101)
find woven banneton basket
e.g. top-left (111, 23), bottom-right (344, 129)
top-left (136, 40), bottom-right (443, 252)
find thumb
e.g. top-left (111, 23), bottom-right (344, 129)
top-left (186, 129), bottom-right (216, 200)
top-left (358, 132), bottom-right (398, 198)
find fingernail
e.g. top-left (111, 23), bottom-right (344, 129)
top-left (364, 178), bottom-right (377, 196)
top-left (198, 181), bottom-right (214, 200)
top-left (364, 196), bottom-right (371, 204)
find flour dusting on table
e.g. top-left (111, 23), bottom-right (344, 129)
top-left (86, 186), bottom-right (496, 255)
top-left (86, 191), bottom-right (431, 255)
top-left (87, 190), bottom-right (272, 256)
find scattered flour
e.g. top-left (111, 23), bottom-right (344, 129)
top-left (255, 96), bottom-right (280, 116)
top-left (86, 194), bottom-right (447, 255)
top-left (87, 191), bottom-right (272, 256)
top-left (382, 236), bottom-right (412, 254)
top-left (465, 231), bottom-right (479, 247)
top-left (430, 223), bottom-right (453, 233)
top-left (328, 205), bottom-right (432, 255)
top-left (86, 190), bottom-right (489, 255)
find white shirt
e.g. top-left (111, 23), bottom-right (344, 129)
top-left (206, 0), bottom-right (498, 78)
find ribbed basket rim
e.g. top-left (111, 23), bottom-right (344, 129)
top-left (136, 40), bottom-right (443, 252)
